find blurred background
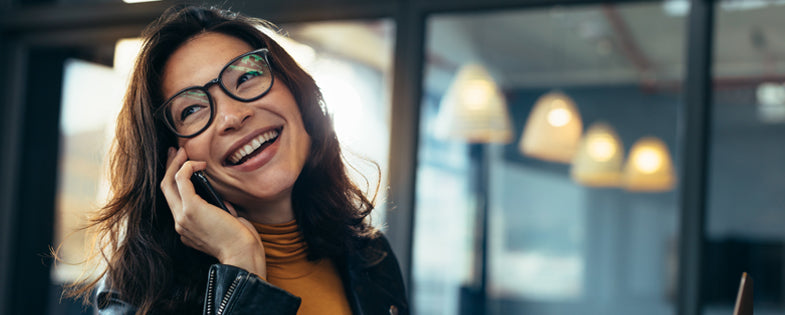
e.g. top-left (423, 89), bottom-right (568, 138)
top-left (1, 0), bottom-right (785, 314)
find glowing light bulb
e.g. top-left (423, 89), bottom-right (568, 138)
top-left (547, 108), bottom-right (572, 127)
top-left (463, 80), bottom-right (493, 110)
top-left (633, 148), bottom-right (662, 174)
top-left (587, 134), bottom-right (616, 162)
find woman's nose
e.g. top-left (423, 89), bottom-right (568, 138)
top-left (213, 92), bottom-right (253, 134)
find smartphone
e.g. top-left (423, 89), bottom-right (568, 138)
top-left (190, 170), bottom-right (230, 213)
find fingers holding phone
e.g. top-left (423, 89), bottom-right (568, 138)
top-left (161, 147), bottom-right (267, 278)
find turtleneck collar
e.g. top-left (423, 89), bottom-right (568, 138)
top-left (250, 221), bottom-right (353, 314)
top-left (251, 220), bottom-right (316, 279)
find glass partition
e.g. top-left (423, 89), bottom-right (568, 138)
top-left (412, 2), bottom-right (687, 314)
top-left (280, 20), bottom-right (395, 227)
top-left (704, 1), bottom-right (785, 314)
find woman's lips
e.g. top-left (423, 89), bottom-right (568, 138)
top-left (222, 126), bottom-right (282, 165)
top-left (225, 127), bottom-right (283, 172)
top-left (227, 128), bottom-right (280, 165)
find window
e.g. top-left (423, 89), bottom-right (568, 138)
top-left (704, 1), bottom-right (785, 314)
top-left (413, 3), bottom-right (687, 314)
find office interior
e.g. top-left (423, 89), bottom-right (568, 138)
top-left (1, 0), bottom-right (784, 314)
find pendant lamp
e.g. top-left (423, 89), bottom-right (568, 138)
top-left (519, 91), bottom-right (583, 163)
top-left (433, 63), bottom-right (512, 143)
top-left (624, 137), bottom-right (675, 192)
top-left (570, 122), bottom-right (624, 187)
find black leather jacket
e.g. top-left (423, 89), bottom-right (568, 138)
top-left (95, 235), bottom-right (408, 315)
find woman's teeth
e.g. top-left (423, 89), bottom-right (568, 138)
top-left (228, 129), bottom-right (279, 165)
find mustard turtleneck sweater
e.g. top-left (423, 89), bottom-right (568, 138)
top-left (251, 220), bottom-right (352, 315)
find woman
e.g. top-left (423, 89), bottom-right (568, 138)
top-left (72, 5), bottom-right (407, 315)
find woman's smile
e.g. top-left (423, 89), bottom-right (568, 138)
top-left (224, 126), bottom-right (282, 170)
top-left (225, 127), bottom-right (280, 165)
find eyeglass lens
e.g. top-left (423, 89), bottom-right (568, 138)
top-left (164, 52), bottom-right (272, 137)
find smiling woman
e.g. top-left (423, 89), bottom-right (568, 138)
top-left (63, 5), bottom-right (407, 315)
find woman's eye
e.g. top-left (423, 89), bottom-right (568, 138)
top-left (236, 71), bottom-right (261, 87)
top-left (179, 104), bottom-right (204, 121)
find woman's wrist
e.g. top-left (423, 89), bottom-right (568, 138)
top-left (220, 248), bottom-right (267, 280)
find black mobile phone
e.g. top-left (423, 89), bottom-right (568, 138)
top-left (190, 170), bottom-right (230, 213)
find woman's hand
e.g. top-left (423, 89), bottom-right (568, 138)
top-left (161, 147), bottom-right (267, 279)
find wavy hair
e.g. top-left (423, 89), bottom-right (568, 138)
top-left (69, 5), bottom-right (378, 313)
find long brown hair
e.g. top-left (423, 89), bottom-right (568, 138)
top-left (70, 5), bottom-right (378, 313)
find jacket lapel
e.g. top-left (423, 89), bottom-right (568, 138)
top-left (340, 237), bottom-right (407, 315)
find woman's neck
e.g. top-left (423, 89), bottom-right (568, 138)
top-left (236, 196), bottom-right (295, 224)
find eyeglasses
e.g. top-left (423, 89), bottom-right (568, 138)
top-left (157, 48), bottom-right (274, 138)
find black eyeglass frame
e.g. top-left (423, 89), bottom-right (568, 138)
top-left (156, 48), bottom-right (274, 138)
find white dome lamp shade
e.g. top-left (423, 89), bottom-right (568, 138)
top-left (433, 63), bottom-right (513, 143)
top-left (519, 91), bottom-right (583, 163)
top-left (571, 122), bottom-right (624, 187)
top-left (623, 137), bottom-right (675, 192)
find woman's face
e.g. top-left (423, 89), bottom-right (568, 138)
top-left (161, 32), bottom-right (311, 211)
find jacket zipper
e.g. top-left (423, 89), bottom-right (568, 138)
top-left (216, 275), bottom-right (243, 315)
top-left (206, 268), bottom-right (216, 315)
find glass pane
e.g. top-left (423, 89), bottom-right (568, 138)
top-left (281, 20), bottom-right (395, 228)
top-left (54, 59), bottom-right (128, 279)
top-left (55, 59), bottom-right (115, 280)
top-left (705, 1), bottom-right (785, 314)
top-left (51, 40), bottom-right (141, 315)
top-left (413, 2), bottom-right (687, 314)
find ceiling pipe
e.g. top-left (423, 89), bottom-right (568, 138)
top-left (602, 4), bottom-right (655, 83)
